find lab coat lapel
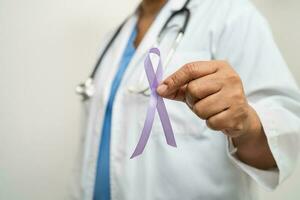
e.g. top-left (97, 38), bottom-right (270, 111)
top-left (92, 15), bottom-right (138, 110)
top-left (82, 16), bottom-right (139, 200)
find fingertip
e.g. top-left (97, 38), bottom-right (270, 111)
top-left (157, 84), bottom-right (168, 95)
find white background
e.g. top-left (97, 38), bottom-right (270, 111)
top-left (0, 0), bottom-right (299, 199)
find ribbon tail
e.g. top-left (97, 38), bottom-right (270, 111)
top-left (157, 96), bottom-right (177, 147)
top-left (130, 95), bottom-right (157, 159)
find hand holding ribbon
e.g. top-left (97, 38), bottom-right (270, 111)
top-left (130, 48), bottom-right (177, 159)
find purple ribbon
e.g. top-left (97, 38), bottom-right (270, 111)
top-left (131, 48), bottom-right (177, 159)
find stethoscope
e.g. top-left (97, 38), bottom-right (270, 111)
top-left (76, 0), bottom-right (191, 101)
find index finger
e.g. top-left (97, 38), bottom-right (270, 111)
top-left (157, 61), bottom-right (218, 97)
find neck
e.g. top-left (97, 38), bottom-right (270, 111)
top-left (140, 0), bottom-right (167, 17)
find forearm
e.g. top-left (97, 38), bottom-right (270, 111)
top-left (232, 106), bottom-right (277, 170)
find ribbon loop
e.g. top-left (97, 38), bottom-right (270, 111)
top-left (131, 48), bottom-right (177, 159)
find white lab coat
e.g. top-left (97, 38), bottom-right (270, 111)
top-left (76, 0), bottom-right (300, 199)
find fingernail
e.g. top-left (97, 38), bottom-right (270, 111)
top-left (157, 84), bottom-right (168, 95)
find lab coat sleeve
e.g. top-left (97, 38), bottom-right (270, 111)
top-left (213, 3), bottom-right (300, 190)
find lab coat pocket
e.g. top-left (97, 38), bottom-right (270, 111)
top-left (136, 97), bottom-right (207, 138)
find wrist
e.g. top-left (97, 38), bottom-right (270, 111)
top-left (230, 105), bottom-right (277, 169)
top-left (232, 105), bottom-right (264, 149)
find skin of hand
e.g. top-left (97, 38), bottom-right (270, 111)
top-left (157, 61), bottom-right (277, 170)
